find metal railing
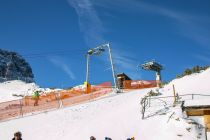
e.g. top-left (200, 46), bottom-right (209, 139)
top-left (141, 93), bottom-right (210, 119)
top-left (140, 93), bottom-right (210, 140)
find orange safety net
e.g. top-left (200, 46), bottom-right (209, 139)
top-left (123, 80), bottom-right (157, 89)
top-left (0, 82), bottom-right (113, 122)
top-left (94, 82), bottom-right (112, 88)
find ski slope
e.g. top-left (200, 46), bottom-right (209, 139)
top-left (162, 68), bottom-right (210, 95)
top-left (0, 88), bottom-right (200, 140)
top-left (0, 68), bottom-right (210, 140)
top-left (0, 80), bottom-right (39, 102)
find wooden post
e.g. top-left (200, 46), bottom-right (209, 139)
top-left (173, 84), bottom-right (176, 104)
top-left (19, 99), bottom-right (23, 117)
top-left (142, 100), bottom-right (145, 119)
top-left (141, 97), bottom-right (147, 119)
top-left (205, 127), bottom-right (208, 140)
top-left (149, 95), bottom-right (151, 107)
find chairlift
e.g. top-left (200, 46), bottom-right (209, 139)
top-left (94, 48), bottom-right (105, 55)
top-left (99, 48), bottom-right (105, 52)
top-left (94, 50), bottom-right (102, 55)
top-left (87, 49), bottom-right (94, 55)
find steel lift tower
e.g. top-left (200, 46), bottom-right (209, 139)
top-left (86, 43), bottom-right (119, 93)
top-left (141, 61), bottom-right (163, 88)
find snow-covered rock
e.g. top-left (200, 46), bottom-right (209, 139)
top-left (0, 49), bottom-right (34, 83)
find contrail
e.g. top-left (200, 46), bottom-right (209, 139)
top-left (48, 56), bottom-right (76, 80)
top-left (68, 0), bottom-right (105, 47)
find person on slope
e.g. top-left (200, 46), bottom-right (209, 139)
top-left (33, 91), bottom-right (40, 106)
top-left (90, 136), bottom-right (96, 140)
top-left (12, 131), bottom-right (22, 140)
top-left (127, 137), bottom-right (135, 140)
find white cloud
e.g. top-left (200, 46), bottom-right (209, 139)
top-left (93, 0), bottom-right (210, 48)
top-left (111, 48), bottom-right (142, 79)
top-left (68, 0), bottom-right (105, 47)
top-left (48, 56), bottom-right (76, 80)
top-left (68, 0), bottom-right (140, 78)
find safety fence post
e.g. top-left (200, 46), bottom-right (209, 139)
top-left (55, 92), bottom-right (63, 109)
top-left (19, 98), bottom-right (23, 118)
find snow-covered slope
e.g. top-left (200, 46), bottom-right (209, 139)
top-left (1, 68), bottom-right (210, 140)
top-left (0, 80), bottom-right (39, 102)
top-left (162, 68), bottom-right (210, 95)
top-left (0, 88), bottom-right (201, 140)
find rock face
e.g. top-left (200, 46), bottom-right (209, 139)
top-left (0, 49), bottom-right (34, 83)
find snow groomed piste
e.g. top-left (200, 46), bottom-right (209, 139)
top-left (1, 68), bottom-right (210, 139)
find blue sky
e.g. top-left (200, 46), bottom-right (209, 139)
top-left (0, 0), bottom-right (209, 88)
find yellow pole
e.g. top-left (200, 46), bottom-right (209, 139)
top-left (84, 81), bottom-right (91, 94)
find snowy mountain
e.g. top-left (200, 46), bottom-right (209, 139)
top-left (0, 49), bottom-right (34, 83)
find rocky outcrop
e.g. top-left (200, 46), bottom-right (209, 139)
top-left (0, 49), bottom-right (34, 83)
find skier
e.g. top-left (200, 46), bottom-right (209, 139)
top-left (33, 91), bottom-right (40, 106)
top-left (12, 131), bottom-right (22, 140)
top-left (90, 136), bottom-right (96, 140)
top-left (127, 137), bottom-right (135, 140)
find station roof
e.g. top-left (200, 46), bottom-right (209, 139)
top-left (142, 61), bottom-right (163, 71)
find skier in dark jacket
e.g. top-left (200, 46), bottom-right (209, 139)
top-left (90, 136), bottom-right (96, 140)
top-left (127, 137), bottom-right (135, 140)
top-left (12, 131), bottom-right (22, 140)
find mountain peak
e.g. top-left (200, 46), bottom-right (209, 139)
top-left (0, 49), bottom-right (34, 83)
